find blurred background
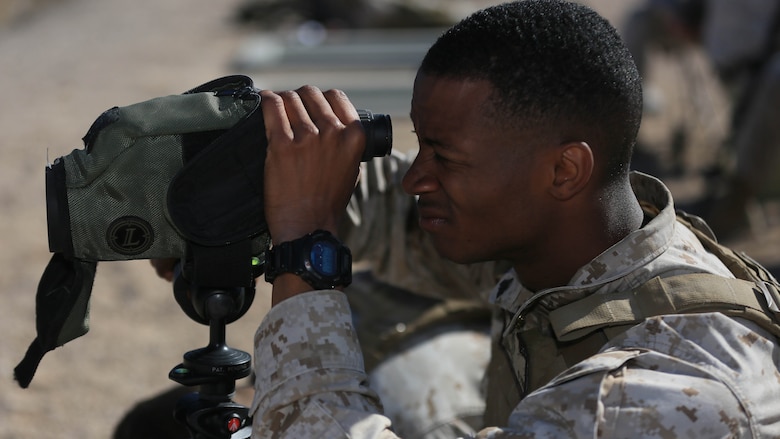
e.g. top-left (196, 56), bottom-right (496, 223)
top-left (0, 0), bottom-right (778, 437)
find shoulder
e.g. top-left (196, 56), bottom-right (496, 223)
top-left (507, 313), bottom-right (780, 438)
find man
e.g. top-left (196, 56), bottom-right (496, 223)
top-left (253, 0), bottom-right (780, 437)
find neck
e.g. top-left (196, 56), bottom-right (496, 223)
top-left (514, 175), bottom-right (643, 292)
top-left (598, 175), bottom-right (645, 243)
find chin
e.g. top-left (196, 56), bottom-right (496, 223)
top-left (431, 242), bottom-right (480, 265)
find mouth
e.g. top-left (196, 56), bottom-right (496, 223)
top-left (416, 201), bottom-right (449, 231)
top-left (418, 217), bottom-right (448, 233)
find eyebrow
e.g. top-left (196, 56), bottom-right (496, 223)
top-left (409, 112), bottom-right (450, 149)
top-left (419, 134), bottom-right (457, 154)
top-left (411, 126), bottom-right (440, 146)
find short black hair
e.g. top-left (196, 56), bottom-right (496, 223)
top-left (419, 0), bottom-right (643, 180)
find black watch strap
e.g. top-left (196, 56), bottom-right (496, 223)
top-left (264, 230), bottom-right (352, 289)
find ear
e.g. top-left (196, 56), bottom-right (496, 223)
top-left (548, 141), bottom-right (594, 201)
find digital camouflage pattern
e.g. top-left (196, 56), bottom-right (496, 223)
top-left (477, 313), bottom-right (780, 438)
top-left (250, 171), bottom-right (780, 438)
top-left (486, 172), bottom-right (736, 406)
top-left (251, 290), bottom-right (392, 438)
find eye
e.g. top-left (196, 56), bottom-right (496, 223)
top-left (433, 151), bottom-right (449, 163)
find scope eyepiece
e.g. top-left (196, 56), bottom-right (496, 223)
top-left (357, 110), bottom-right (392, 162)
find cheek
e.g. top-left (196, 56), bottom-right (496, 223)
top-left (445, 152), bottom-right (541, 223)
top-left (460, 171), bottom-right (541, 228)
top-left (451, 180), bottom-right (512, 225)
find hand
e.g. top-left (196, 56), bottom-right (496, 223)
top-left (150, 258), bottom-right (177, 282)
top-left (260, 86), bottom-right (364, 303)
top-left (261, 86), bottom-right (364, 244)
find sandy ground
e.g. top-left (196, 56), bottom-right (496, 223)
top-left (1, 0), bottom-right (778, 438)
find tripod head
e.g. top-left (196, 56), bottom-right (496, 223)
top-left (168, 242), bottom-right (260, 438)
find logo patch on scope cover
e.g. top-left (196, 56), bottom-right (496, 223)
top-left (106, 216), bottom-right (154, 255)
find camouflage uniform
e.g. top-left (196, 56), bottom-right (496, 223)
top-left (252, 174), bottom-right (780, 438)
top-left (250, 170), bottom-right (780, 437)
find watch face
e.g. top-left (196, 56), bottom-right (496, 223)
top-left (310, 241), bottom-right (338, 276)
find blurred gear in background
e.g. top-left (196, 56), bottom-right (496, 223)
top-left (233, 0), bottom-right (460, 30)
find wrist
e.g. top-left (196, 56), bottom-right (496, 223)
top-left (268, 220), bottom-right (341, 245)
top-left (271, 274), bottom-right (328, 306)
top-left (264, 229), bottom-right (352, 298)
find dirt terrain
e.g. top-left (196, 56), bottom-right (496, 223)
top-left (0, 1), bottom-right (778, 438)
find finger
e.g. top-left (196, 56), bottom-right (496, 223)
top-left (322, 88), bottom-right (359, 124)
top-left (150, 258), bottom-right (176, 282)
top-left (259, 90), bottom-right (294, 145)
top-left (296, 85), bottom-right (346, 131)
top-left (322, 88), bottom-right (366, 158)
top-left (278, 88), bottom-right (320, 143)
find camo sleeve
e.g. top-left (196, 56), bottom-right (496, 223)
top-left (250, 290), bottom-right (400, 438)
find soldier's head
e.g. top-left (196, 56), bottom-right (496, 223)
top-left (417, 0), bottom-right (642, 184)
top-left (403, 0), bottom-right (643, 284)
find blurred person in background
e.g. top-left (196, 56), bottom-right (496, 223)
top-left (623, 0), bottom-right (780, 239)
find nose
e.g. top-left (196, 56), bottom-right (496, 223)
top-left (402, 153), bottom-right (438, 196)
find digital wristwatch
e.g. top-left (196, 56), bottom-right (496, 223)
top-left (264, 229), bottom-right (352, 290)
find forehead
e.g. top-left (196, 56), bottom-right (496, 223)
top-left (410, 74), bottom-right (495, 129)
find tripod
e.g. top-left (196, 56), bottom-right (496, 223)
top-left (169, 278), bottom-right (255, 438)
